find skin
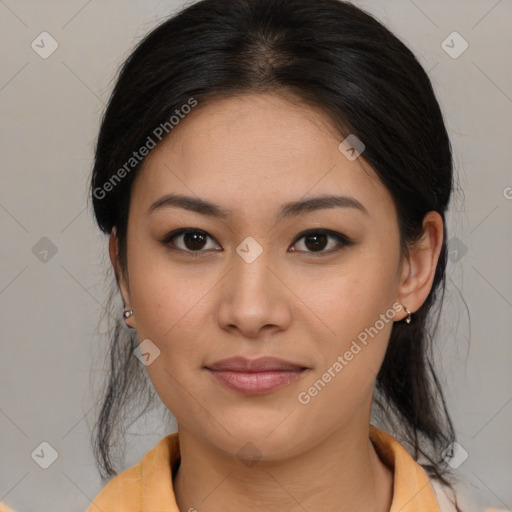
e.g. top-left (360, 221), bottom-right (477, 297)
top-left (109, 92), bottom-right (443, 512)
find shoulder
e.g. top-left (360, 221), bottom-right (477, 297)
top-left (86, 433), bottom-right (179, 512)
top-left (429, 479), bottom-right (460, 512)
top-left (86, 462), bottom-right (143, 512)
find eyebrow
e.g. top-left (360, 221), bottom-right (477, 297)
top-left (147, 193), bottom-right (368, 221)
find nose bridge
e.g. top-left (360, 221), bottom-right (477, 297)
top-left (217, 237), bottom-right (291, 336)
top-left (232, 237), bottom-right (277, 307)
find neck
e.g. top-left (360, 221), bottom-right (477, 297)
top-left (173, 422), bottom-right (394, 512)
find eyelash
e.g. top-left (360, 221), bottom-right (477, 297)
top-left (160, 228), bottom-right (353, 257)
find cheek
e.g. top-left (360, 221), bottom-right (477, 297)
top-left (292, 251), bottom-right (398, 339)
top-left (292, 251), bottom-right (398, 402)
top-left (127, 258), bottom-right (215, 419)
top-left (129, 245), bottom-right (213, 337)
top-left (296, 296), bottom-right (395, 427)
top-left (127, 257), bottom-right (222, 411)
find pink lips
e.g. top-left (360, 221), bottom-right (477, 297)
top-left (205, 356), bottom-right (308, 395)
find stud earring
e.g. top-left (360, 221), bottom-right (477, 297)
top-left (122, 309), bottom-right (136, 331)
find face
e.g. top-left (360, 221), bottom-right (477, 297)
top-left (113, 92), bottom-right (411, 460)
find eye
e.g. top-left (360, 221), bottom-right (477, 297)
top-left (161, 228), bottom-right (352, 256)
top-left (289, 229), bottom-right (352, 255)
top-left (161, 228), bottom-right (221, 255)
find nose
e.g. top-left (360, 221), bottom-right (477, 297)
top-left (216, 246), bottom-right (292, 339)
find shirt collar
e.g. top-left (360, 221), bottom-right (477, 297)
top-left (369, 424), bottom-right (441, 511)
top-left (89, 424), bottom-right (441, 511)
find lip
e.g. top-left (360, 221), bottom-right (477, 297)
top-left (205, 356), bottom-right (309, 395)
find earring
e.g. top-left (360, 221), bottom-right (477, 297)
top-left (403, 306), bottom-right (412, 324)
top-left (122, 309), bottom-right (135, 331)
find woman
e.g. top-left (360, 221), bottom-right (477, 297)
top-left (86, 0), bottom-right (465, 510)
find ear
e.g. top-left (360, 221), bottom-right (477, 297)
top-left (109, 227), bottom-right (136, 329)
top-left (396, 211), bottom-right (444, 320)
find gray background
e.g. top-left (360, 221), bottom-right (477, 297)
top-left (0, 0), bottom-right (511, 510)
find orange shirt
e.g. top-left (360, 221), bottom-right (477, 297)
top-left (0, 425), bottom-right (458, 511)
top-left (86, 424), bottom-right (446, 511)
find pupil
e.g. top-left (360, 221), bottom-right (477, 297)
top-left (305, 233), bottom-right (327, 251)
top-left (185, 232), bottom-right (206, 250)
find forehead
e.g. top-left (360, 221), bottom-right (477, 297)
top-left (131, 93), bottom-right (396, 225)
